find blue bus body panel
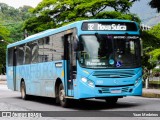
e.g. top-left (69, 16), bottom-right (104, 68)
top-left (7, 67), bottom-right (14, 90)
top-left (7, 61), bottom-right (65, 97)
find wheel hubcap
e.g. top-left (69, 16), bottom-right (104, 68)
top-left (21, 84), bottom-right (25, 98)
top-left (59, 90), bottom-right (65, 101)
top-left (21, 88), bottom-right (24, 98)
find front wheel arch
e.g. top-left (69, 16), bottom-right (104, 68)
top-left (55, 78), bottom-right (62, 103)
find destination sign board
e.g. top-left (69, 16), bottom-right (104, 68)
top-left (82, 22), bottom-right (138, 31)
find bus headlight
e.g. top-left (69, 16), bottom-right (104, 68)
top-left (81, 77), bottom-right (87, 83)
top-left (87, 80), bottom-right (94, 88)
top-left (81, 77), bottom-right (94, 87)
top-left (135, 77), bottom-right (141, 86)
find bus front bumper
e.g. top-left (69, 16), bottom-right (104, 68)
top-left (74, 80), bottom-right (142, 99)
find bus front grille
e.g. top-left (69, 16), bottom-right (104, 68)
top-left (93, 70), bottom-right (135, 78)
top-left (98, 86), bottom-right (133, 94)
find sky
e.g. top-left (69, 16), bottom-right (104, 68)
top-left (0, 0), bottom-right (42, 8)
top-left (130, 0), bottom-right (160, 26)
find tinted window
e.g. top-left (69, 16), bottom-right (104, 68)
top-left (38, 38), bottom-right (44, 62)
top-left (43, 37), bottom-right (53, 62)
top-left (8, 48), bottom-right (14, 66)
top-left (8, 34), bottom-right (65, 66)
top-left (30, 41), bottom-right (39, 63)
top-left (50, 33), bottom-right (64, 61)
top-left (17, 44), bottom-right (25, 65)
top-left (24, 43), bottom-right (31, 64)
top-left (78, 35), bottom-right (141, 68)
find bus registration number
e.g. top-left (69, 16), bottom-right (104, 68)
top-left (110, 89), bottom-right (122, 93)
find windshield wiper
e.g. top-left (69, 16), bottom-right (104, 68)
top-left (95, 33), bottom-right (103, 42)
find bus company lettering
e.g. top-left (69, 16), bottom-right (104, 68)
top-left (98, 24), bottom-right (127, 31)
top-left (86, 62), bottom-right (105, 66)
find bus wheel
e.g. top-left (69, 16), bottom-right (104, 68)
top-left (59, 83), bottom-right (69, 107)
top-left (105, 97), bottom-right (118, 104)
top-left (21, 81), bottom-right (28, 100)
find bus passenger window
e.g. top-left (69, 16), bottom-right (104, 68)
top-left (8, 48), bottom-right (14, 66)
top-left (43, 37), bottom-right (52, 62)
top-left (31, 41), bottom-right (39, 63)
top-left (38, 38), bottom-right (44, 63)
top-left (24, 43), bottom-right (31, 64)
top-left (17, 45), bottom-right (25, 65)
top-left (51, 34), bottom-right (64, 61)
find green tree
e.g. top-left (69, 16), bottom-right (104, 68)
top-left (150, 48), bottom-right (160, 61)
top-left (149, 0), bottom-right (160, 12)
top-left (0, 44), bottom-right (6, 74)
top-left (142, 47), bottom-right (157, 88)
top-left (141, 24), bottom-right (160, 61)
top-left (23, 0), bottom-right (140, 33)
top-left (146, 23), bottom-right (160, 62)
top-left (0, 3), bottom-right (33, 42)
top-left (0, 22), bottom-right (10, 74)
top-left (7, 22), bottom-right (25, 42)
top-left (0, 22), bottom-right (10, 41)
top-left (0, 3), bottom-right (34, 74)
top-left (141, 23), bottom-right (160, 88)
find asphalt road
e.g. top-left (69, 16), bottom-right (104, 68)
top-left (0, 84), bottom-right (160, 120)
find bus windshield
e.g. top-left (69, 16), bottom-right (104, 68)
top-left (78, 34), bottom-right (141, 68)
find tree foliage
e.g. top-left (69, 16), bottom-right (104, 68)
top-left (0, 42), bottom-right (6, 74)
top-left (141, 23), bottom-right (160, 82)
top-left (149, 48), bottom-right (160, 61)
top-left (0, 3), bottom-right (33, 42)
top-left (0, 22), bottom-right (10, 40)
top-left (0, 3), bottom-right (33, 74)
top-left (145, 24), bottom-right (160, 61)
top-left (149, 0), bottom-right (160, 12)
top-left (0, 21), bottom-right (10, 74)
top-left (23, 0), bottom-right (140, 33)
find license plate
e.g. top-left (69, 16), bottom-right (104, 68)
top-left (110, 89), bottom-right (122, 93)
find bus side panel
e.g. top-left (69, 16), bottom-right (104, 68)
top-left (39, 62), bottom-right (55, 97)
top-left (16, 65), bottom-right (30, 93)
top-left (15, 61), bottom-right (65, 98)
top-left (30, 64), bottom-right (41, 96)
top-left (7, 67), bottom-right (14, 90)
top-left (38, 61), bottom-right (64, 97)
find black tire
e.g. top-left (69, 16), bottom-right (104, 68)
top-left (21, 81), bottom-right (29, 100)
top-left (105, 97), bottom-right (118, 104)
top-left (58, 83), bottom-right (70, 107)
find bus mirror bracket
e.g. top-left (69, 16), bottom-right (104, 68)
top-left (77, 42), bottom-right (84, 51)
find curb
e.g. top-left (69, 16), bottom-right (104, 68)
top-left (142, 88), bottom-right (160, 98)
top-left (0, 80), bottom-right (7, 85)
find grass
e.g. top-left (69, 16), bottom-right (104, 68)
top-left (148, 81), bottom-right (160, 89)
top-left (142, 93), bottom-right (160, 98)
top-left (149, 80), bottom-right (160, 85)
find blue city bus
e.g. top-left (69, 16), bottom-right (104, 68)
top-left (6, 19), bottom-right (142, 107)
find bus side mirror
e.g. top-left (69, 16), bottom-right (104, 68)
top-left (77, 42), bottom-right (84, 51)
top-left (140, 38), bottom-right (143, 57)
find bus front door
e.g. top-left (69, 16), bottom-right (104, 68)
top-left (64, 34), bottom-right (76, 97)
